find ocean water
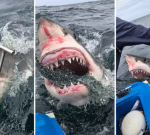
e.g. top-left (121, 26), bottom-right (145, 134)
top-left (117, 15), bottom-right (150, 89)
top-left (36, 0), bottom-right (114, 135)
top-left (0, 0), bottom-right (34, 134)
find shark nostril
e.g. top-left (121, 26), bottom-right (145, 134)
top-left (135, 58), bottom-right (138, 62)
top-left (62, 28), bottom-right (68, 35)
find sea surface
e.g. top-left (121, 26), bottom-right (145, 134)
top-left (117, 14), bottom-right (150, 89)
top-left (36, 0), bottom-right (114, 135)
top-left (0, 0), bottom-right (34, 134)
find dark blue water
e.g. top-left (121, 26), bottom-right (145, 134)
top-left (0, 0), bottom-right (34, 134)
top-left (36, 0), bottom-right (114, 134)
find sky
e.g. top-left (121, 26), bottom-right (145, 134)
top-left (116, 0), bottom-right (150, 21)
top-left (36, 0), bottom-right (98, 6)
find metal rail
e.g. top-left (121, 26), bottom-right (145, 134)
top-left (0, 44), bottom-right (15, 72)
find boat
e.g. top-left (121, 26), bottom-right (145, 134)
top-left (116, 82), bottom-right (150, 135)
top-left (36, 113), bottom-right (65, 135)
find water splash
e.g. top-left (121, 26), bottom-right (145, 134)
top-left (79, 31), bottom-right (102, 54)
top-left (0, 21), bottom-right (33, 54)
top-left (8, 61), bottom-right (32, 97)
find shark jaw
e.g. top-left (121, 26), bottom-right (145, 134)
top-left (38, 17), bottom-right (104, 106)
top-left (126, 55), bottom-right (150, 79)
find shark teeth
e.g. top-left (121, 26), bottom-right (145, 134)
top-left (72, 57), bottom-right (75, 61)
top-left (56, 81), bottom-right (82, 93)
top-left (76, 57), bottom-right (79, 61)
top-left (50, 64), bottom-right (53, 70)
top-left (83, 60), bottom-right (85, 65)
top-left (67, 58), bottom-right (71, 63)
top-left (54, 61), bottom-right (58, 67)
top-left (61, 60), bottom-right (64, 65)
top-left (80, 58), bottom-right (82, 63)
top-left (63, 85), bottom-right (67, 90)
top-left (71, 82), bottom-right (74, 86)
top-left (48, 56), bottom-right (87, 71)
top-left (131, 69), bottom-right (150, 77)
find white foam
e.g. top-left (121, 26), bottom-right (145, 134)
top-left (96, 127), bottom-right (110, 135)
top-left (0, 22), bottom-right (33, 54)
top-left (8, 61), bottom-right (33, 97)
top-left (79, 32), bottom-right (102, 53)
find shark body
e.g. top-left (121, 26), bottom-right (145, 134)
top-left (38, 17), bottom-right (107, 106)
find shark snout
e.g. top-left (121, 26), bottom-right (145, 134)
top-left (38, 17), bottom-right (66, 52)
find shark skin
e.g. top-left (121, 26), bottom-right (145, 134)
top-left (126, 54), bottom-right (150, 79)
top-left (38, 17), bottom-right (107, 106)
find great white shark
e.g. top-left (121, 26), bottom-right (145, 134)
top-left (126, 54), bottom-right (150, 79)
top-left (38, 17), bottom-right (108, 106)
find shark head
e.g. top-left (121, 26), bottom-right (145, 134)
top-left (38, 17), bottom-right (105, 106)
top-left (126, 54), bottom-right (150, 79)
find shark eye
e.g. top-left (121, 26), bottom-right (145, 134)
top-left (62, 28), bottom-right (68, 35)
top-left (143, 58), bottom-right (147, 62)
top-left (135, 58), bottom-right (138, 62)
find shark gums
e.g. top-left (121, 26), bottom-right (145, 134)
top-left (36, 17), bottom-right (110, 106)
top-left (126, 54), bottom-right (150, 79)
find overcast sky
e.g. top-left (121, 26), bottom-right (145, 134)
top-left (117, 0), bottom-right (150, 21)
top-left (36, 0), bottom-right (98, 6)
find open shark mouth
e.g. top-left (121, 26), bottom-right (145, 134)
top-left (130, 69), bottom-right (150, 79)
top-left (126, 54), bottom-right (150, 79)
top-left (41, 48), bottom-right (89, 77)
top-left (41, 47), bottom-right (91, 96)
